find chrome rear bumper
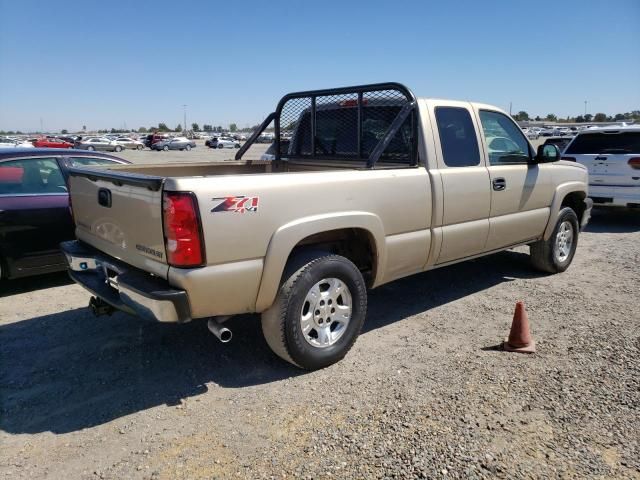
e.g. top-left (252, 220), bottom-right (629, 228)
top-left (61, 240), bottom-right (191, 323)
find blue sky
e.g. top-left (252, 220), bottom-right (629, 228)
top-left (0, 0), bottom-right (638, 132)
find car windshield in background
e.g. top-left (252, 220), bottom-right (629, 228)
top-left (565, 131), bottom-right (640, 154)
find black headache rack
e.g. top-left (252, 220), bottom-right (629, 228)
top-left (235, 82), bottom-right (418, 167)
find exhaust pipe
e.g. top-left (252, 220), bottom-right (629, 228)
top-left (89, 296), bottom-right (115, 317)
top-left (207, 318), bottom-right (232, 343)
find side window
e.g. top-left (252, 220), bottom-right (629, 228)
top-left (434, 107), bottom-right (481, 167)
top-left (67, 157), bottom-right (119, 167)
top-left (0, 158), bottom-right (66, 195)
top-left (479, 110), bottom-right (531, 165)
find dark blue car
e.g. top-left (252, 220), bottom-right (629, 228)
top-left (0, 148), bottom-right (129, 279)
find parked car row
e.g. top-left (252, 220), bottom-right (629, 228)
top-left (205, 136), bottom-right (241, 149)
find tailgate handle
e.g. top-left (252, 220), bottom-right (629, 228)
top-left (98, 188), bottom-right (112, 208)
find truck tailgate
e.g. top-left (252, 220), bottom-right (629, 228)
top-left (68, 168), bottom-right (169, 278)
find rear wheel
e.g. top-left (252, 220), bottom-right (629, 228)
top-left (87, 146), bottom-right (95, 151)
top-left (115, 145), bottom-right (122, 152)
top-left (261, 253), bottom-right (367, 370)
top-left (530, 207), bottom-right (579, 273)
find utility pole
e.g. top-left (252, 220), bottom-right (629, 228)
top-left (40, 117), bottom-right (43, 133)
top-left (183, 104), bottom-right (187, 134)
top-left (584, 100), bottom-right (587, 116)
top-left (509, 102), bottom-right (512, 116)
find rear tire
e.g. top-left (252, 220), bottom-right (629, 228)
top-left (530, 207), bottom-right (579, 273)
top-left (115, 145), bottom-right (122, 152)
top-left (261, 253), bottom-right (367, 370)
top-left (87, 146), bottom-right (95, 151)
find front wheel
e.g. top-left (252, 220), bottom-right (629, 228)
top-left (137, 144), bottom-right (143, 150)
top-left (185, 144), bottom-right (191, 151)
top-left (218, 144), bottom-right (224, 149)
top-left (530, 207), bottom-right (579, 273)
top-left (261, 253), bottom-right (367, 370)
top-left (163, 145), bottom-right (169, 151)
top-left (87, 146), bottom-right (95, 151)
top-left (114, 145), bottom-right (122, 152)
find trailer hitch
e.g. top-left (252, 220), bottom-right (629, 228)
top-left (89, 296), bottom-right (115, 317)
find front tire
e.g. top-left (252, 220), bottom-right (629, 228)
top-left (115, 145), bottom-right (122, 152)
top-left (218, 144), bottom-right (224, 149)
top-left (87, 146), bottom-right (95, 151)
top-left (137, 144), bottom-right (143, 150)
top-left (530, 207), bottom-right (579, 273)
top-left (163, 145), bottom-right (169, 151)
top-left (185, 144), bottom-right (191, 151)
top-left (261, 253), bottom-right (367, 370)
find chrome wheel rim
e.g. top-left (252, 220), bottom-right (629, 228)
top-left (300, 278), bottom-right (352, 348)
top-left (554, 220), bottom-right (573, 263)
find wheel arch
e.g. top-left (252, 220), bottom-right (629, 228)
top-left (255, 212), bottom-right (385, 312)
top-left (543, 182), bottom-right (587, 240)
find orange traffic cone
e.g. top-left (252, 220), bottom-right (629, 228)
top-left (503, 301), bottom-right (536, 353)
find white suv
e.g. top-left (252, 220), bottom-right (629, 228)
top-left (562, 127), bottom-right (640, 208)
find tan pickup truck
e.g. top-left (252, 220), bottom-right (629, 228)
top-left (62, 83), bottom-right (592, 369)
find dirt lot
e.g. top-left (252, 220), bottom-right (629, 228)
top-left (1, 150), bottom-right (639, 479)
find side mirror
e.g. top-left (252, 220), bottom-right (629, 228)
top-left (536, 143), bottom-right (560, 163)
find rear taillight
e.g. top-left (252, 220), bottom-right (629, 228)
top-left (162, 192), bottom-right (204, 267)
top-left (561, 156), bottom-right (576, 162)
top-left (628, 157), bottom-right (640, 170)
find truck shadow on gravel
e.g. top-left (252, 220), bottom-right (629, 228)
top-left (1, 249), bottom-right (539, 435)
top-left (0, 272), bottom-right (73, 297)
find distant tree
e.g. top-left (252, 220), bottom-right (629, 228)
top-left (82, 125), bottom-right (86, 131)
top-left (16, 131), bottom-right (23, 135)
top-left (545, 113), bottom-right (557, 122)
top-left (575, 115), bottom-right (585, 123)
top-left (229, 123), bottom-right (237, 132)
top-left (61, 129), bottom-right (68, 134)
top-left (157, 123), bottom-right (170, 132)
top-left (514, 111), bottom-right (529, 121)
top-left (175, 124), bottom-right (182, 132)
top-left (138, 127), bottom-right (148, 133)
top-left (534, 116), bottom-right (541, 121)
top-left (216, 126), bottom-right (223, 132)
top-left (614, 113), bottom-right (625, 121)
top-left (191, 123), bottom-right (199, 132)
top-left (203, 124), bottom-right (212, 132)
top-left (593, 113), bottom-right (607, 122)
top-left (583, 114), bottom-right (593, 122)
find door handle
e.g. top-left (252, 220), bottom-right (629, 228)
top-left (492, 178), bottom-right (506, 191)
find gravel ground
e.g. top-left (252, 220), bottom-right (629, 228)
top-left (1, 208), bottom-right (639, 479)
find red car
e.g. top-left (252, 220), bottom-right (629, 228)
top-left (32, 137), bottom-right (74, 149)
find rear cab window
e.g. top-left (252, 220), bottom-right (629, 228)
top-left (434, 107), bottom-right (481, 167)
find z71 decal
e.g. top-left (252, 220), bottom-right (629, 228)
top-left (211, 195), bottom-right (259, 213)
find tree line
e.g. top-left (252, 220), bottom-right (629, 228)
top-left (512, 110), bottom-right (640, 123)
